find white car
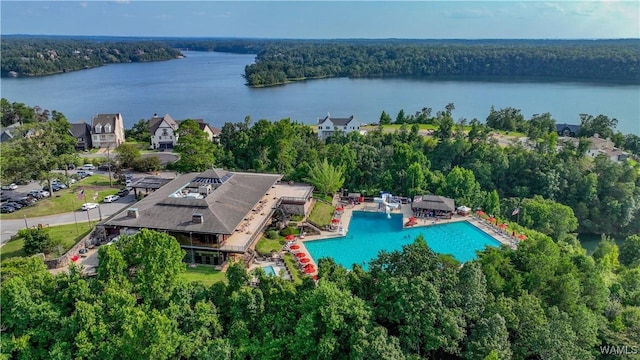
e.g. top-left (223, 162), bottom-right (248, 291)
top-left (103, 195), bottom-right (120, 203)
top-left (1, 183), bottom-right (18, 190)
top-left (81, 202), bottom-right (99, 211)
top-left (79, 164), bottom-right (96, 170)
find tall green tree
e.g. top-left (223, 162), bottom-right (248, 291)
top-left (173, 119), bottom-right (217, 172)
top-left (304, 158), bottom-right (345, 195)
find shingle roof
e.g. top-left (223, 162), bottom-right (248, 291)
top-left (412, 195), bottom-right (455, 212)
top-left (103, 170), bottom-right (282, 235)
top-left (149, 114), bottom-right (178, 134)
top-left (70, 122), bottom-right (91, 138)
top-left (556, 123), bottom-right (580, 133)
top-left (92, 114), bottom-right (121, 132)
top-left (318, 115), bottom-right (357, 126)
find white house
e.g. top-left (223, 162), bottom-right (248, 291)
top-left (317, 114), bottom-right (362, 140)
top-left (150, 114), bottom-right (220, 150)
top-left (91, 113), bottom-right (125, 149)
top-left (149, 114), bottom-right (179, 150)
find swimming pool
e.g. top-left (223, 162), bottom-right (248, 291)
top-left (262, 265), bottom-right (277, 277)
top-left (304, 212), bottom-right (502, 270)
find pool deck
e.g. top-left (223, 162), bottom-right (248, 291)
top-left (294, 201), bottom-right (518, 272)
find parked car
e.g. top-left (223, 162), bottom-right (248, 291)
top-left (103, 195), bottom-right (120, 203)
top-left (76, 170), bottom-right (94, 178)
top-left (1, 205), bottom-right (16, 213)
top-left (17, 197), bottom-right (37, 206)
top-left (43, 185), bottom-right (62, 192)
top-left (39, 190), bottom-right (50, 198)
top-left (117, 188), bottom-right (130, 197)
top-left (0, 194), bottom-right (11, 202)
top-left (81, 202), bottom-right (99, 211)
top-left (51, 181), bottom-right (67, 189)
top-left (79, 164), bottom-right (96, 170)
top-left (5, 202), bottom-right (23, 210)
top-left (1, 183), bottom-right (18, 190)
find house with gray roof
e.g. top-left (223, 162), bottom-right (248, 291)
top-left (317, 114), bottom-right (362, 140)
top-left (556, 123), bottom-right (581, 137)
top-left (91, 113), bottom-right (125, 148)
top-left (149, 114), bottom-right (219, 149)
top-left (70, 122), bottom-right (92, 151)
top-left (149, 113), bottom-right (179, 150)
top-left (100, 169), bottom-right (285, 266)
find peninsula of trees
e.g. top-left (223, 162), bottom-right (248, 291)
top-left (0, 38), bottom-right (183, 77)
top-left (243, 39), bottom-right (640, 86)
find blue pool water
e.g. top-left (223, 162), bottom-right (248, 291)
top-left (304, 212), bottom-right (502, 270)
top-left (262, 265), bottom-right (277, 277)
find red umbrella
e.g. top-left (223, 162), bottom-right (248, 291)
top-left (304, 263), bottom-right (315, 269)
top-left (312, 275), bottom-right (318, 281)
top-left (475, 210), bottom-right (486, 216)
top-left (295, 252), bottom-right (307, 259)
top-left (331, 218), bottom-right (340, 223)
top-left (487, 217), bottom-right (496, 223)
top-left (409, 216), bottom-right (417, 221)
top-left (336, 206), bottom-right (344, 211)
top-left (285, 234), bottom-right (295, 241)
top-left (71, 255), bottom-right (79, 262)
top-left (299, 257), bottom-right (311, 264)
top-left (290, 244), bottom-right (300, 250)
top-left (304, 267), bottom-right (316, 274)
top-left (498, 223), bottom-right (507, 229)
top-left (518, 234), bottom-right (527, 240)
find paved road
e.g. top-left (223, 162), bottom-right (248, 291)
top-left (1, 195), bottom-right (136, 245)
top-left (1, 169), bottom-right (179, 245)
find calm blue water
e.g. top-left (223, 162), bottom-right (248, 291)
top-left (1, 51), bottom-right (638, 135)
top-left (304, 212), bottom-right (502, 270)
top-left (262, 265), bottom-right (276, 277)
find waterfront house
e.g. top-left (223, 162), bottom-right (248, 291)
top-left (70, 122), bottom-right (92, 151)
top-left (149, 113), bottom-right (179, 150)
top-left (556, 123), bottom-right (581, 137)
top-left (91, 113), bottom-right (125, 149)
top-left (317, 114), bottom-right (362, 140)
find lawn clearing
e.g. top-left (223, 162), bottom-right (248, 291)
top-left (179, 265), bottom-right (227, 286)
top-left (0, 222), bottom-right (92, 262)
top-left (256, 237), bottom-right (284, 256)
top-left (308, 200), bottom-right (335, 226)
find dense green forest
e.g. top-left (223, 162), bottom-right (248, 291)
top-left (243, 40), bottom-right (640, 86)
top-left (0, 38), bottom-right (183, 77)
top-left (2, 229), bottom-right (639, 359)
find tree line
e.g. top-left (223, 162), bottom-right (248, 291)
top-left (2, 228), bottom-right (639, 359)
top-left (1, 38), bottom-right (183, 77)
top-left (243, 40), bottom-right (640, 86)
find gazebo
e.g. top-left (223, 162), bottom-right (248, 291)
top-left (412, 195), bottom-right (455, 219)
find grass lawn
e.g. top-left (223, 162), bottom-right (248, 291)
top-left (283, 253), bottom-right (303, 284)
top-left (308, 200), bottom-right (335, 226)
top-left (179, 265), bottom-right (227, 286)
top-left (0, 175), bottom-right (119, 219)
top-left (0, 222), bottom-right (92, 262)
top-left (255, 237), bottom-right (284, 256)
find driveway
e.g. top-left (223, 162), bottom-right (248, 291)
top-left (141, 152), bottom-right (179, 165)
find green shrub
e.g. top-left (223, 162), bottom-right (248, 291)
top-left (266, 230), bottom-right (279, 239)
top-left (279, 226), bottom-right (299, 237)
top-left (20, 228), bottom-right (57, 256)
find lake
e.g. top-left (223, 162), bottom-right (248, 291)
top-left (1, 51), bottom-right (639, 135)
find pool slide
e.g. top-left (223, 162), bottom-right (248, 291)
top-left (374, 192), bottom-right (401, 210)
